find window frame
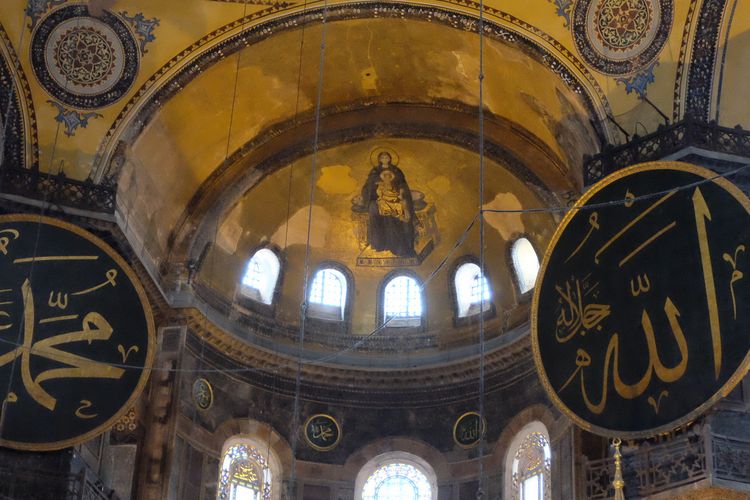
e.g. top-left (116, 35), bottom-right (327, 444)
top-left (504, 421), bottom-right (552, 500)
top-left (354, 451), bottom-right (437, 500)
top-left (236, 245), bottom-right (284, 316)
top-left (377, 271), bottom-right (426, 331)
top-left (448, 256), bottom-right (496, 326)
top-left (306, 261), bottom-right (354, 328)
top-left (217, 436), bottom-right (282, 500)
top-left (508, 236), bottom-right (541, 301)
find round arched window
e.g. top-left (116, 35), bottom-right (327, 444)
top-left (241, 248), bottom-right (281, 305)
top-left (511, 238), bottom-right (540, 294)
top-left (454, 262), bottom-right (492, 317)
top-left (361, 462), bottom-right (432, 500)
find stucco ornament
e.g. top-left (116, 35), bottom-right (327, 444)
top-left (573, 0), bottom-right (672, 75)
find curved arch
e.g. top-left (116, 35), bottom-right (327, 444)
top-left (355, 452), bottom-right (437, 500)
top-left (344, 436), bottom-right (449, 487)
top-left (96, 2), bottom-right (612, 182)
top-left (0, 22), bottom-right (38, 170)
top-left (217, 436), bottom-right (283, 500)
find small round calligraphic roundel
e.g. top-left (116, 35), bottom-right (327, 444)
top-left (0, 215), bottom-right (155, 450)
top-left (453, 412), bottom-right (487, 449)
top-left (303, 414), bottom-right (341, 452)
top-left (532, 162), bottom-right (750, 439)
top-left (192, 378), bottom-right (214, 411)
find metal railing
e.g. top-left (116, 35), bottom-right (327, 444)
top-left (583, 428), bottom-right (750, 499)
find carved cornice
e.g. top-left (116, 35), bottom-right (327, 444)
top-left (184, 307), bottom-right (536, 408)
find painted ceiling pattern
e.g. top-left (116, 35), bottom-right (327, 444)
top-left (0, 0), bottom-right (745, 180)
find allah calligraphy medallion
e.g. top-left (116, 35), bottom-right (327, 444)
top-left (532, 162), bottom-right (750, 438)
top-left (0, 215), bottom-right (155, 450)
top-left (303, 414), bottom-right (341, 451)
top-left (572, 0), bottom-right (672, 75)
top-left (453, 412), bottom-right (487, 449)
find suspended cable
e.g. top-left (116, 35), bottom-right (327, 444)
top-left (288, 0), bottom-right (331, 494)
top-left (477, 0), bottom-right (488, 494)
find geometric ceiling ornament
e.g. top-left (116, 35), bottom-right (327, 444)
top-left (31, 5), bottom-right (139, 109)
top-left (532, 162), bottom-right (750, 439)
top-left (573, 0), bottom-right (673, 75)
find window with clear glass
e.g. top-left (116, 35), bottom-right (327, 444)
top-left (217, 444), bottom-right (272, 500)
top-left (240, 248), bottom-right (280, 305)
top-left (454, 262), bottom-right (492, 317)
top-left (383, 275), bottom-right (423, 327)
top-left (361, 463), bottom-right (432, 500)
top-left (511, 432), bottom-right (551, 500)
top-left (308, 268), bottom-right (347, 320)
top-left (511, 238), bottom-right (540, 294)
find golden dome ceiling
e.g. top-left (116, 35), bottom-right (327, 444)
top-left (0, 0), bottom-right (748, 366)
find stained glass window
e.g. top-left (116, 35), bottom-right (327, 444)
top-left (362, 463), bottom-right (431, 500)
top-left (511, 432), bottom-right (551, 500)
top-left (454, 262), bottom-right (491, 317)
top-left (308, 268), bottom-right (347, 320)
top-left (241, 248), bottom-right (280, 305)
top-left (511, 238), bottom-right (540, 294)
top-left (218, 444), bottom-right (272, 500)
top-left (383, 275), bottom-right (422, 327)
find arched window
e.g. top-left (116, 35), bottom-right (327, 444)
top-left (505, 422), bottom-right (552, 500)
top-left (217, 443), bottom-right (272, 500)
top-left (454, 262), bottom-right (492, 318)
top-left (355, 452), bottom-right (437, 500)
top-left (308, 267), bottom-right (348, 320)
top-left (241, 248), bottom-right (280, 305)
top-left (511, 238), bottom-right (540, 295)
top-left (383, 275), bottom-right (423, 327)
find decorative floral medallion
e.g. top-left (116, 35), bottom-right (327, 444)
top-left (31, 5), bottom-right (139, 109)
top-left (573, 0), bottom-right (672, 75)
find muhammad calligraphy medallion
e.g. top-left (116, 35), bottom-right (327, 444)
top-left (303, 414), bottom-right (341, 451)
top-left (192, 378), bottom-right (214, 411)
top-left (0, 215), bottom-right (155, 450)
top-left (453, 412), bottom-right (487, 449)
top-left (532, 162), bottom-right (750, 438)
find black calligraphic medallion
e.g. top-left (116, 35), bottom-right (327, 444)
top-left (453, 412), bottom-right (487, 449)
top-left (192, 378), bottom-right (213, 411)
top-left (303, 414), bottom-right (341, 451)
top-left (532, 162), bottom-right (750, 438)
top-left (0, 215), bottom-right (155, 450)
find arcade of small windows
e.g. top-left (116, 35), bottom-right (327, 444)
top-left (238, 237), bottom-right (540, 321)
top-left (217, 443), bottom-right (272, 500)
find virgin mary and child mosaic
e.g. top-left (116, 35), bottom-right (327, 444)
top-left (352, 148), bottom-right (438, 267)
